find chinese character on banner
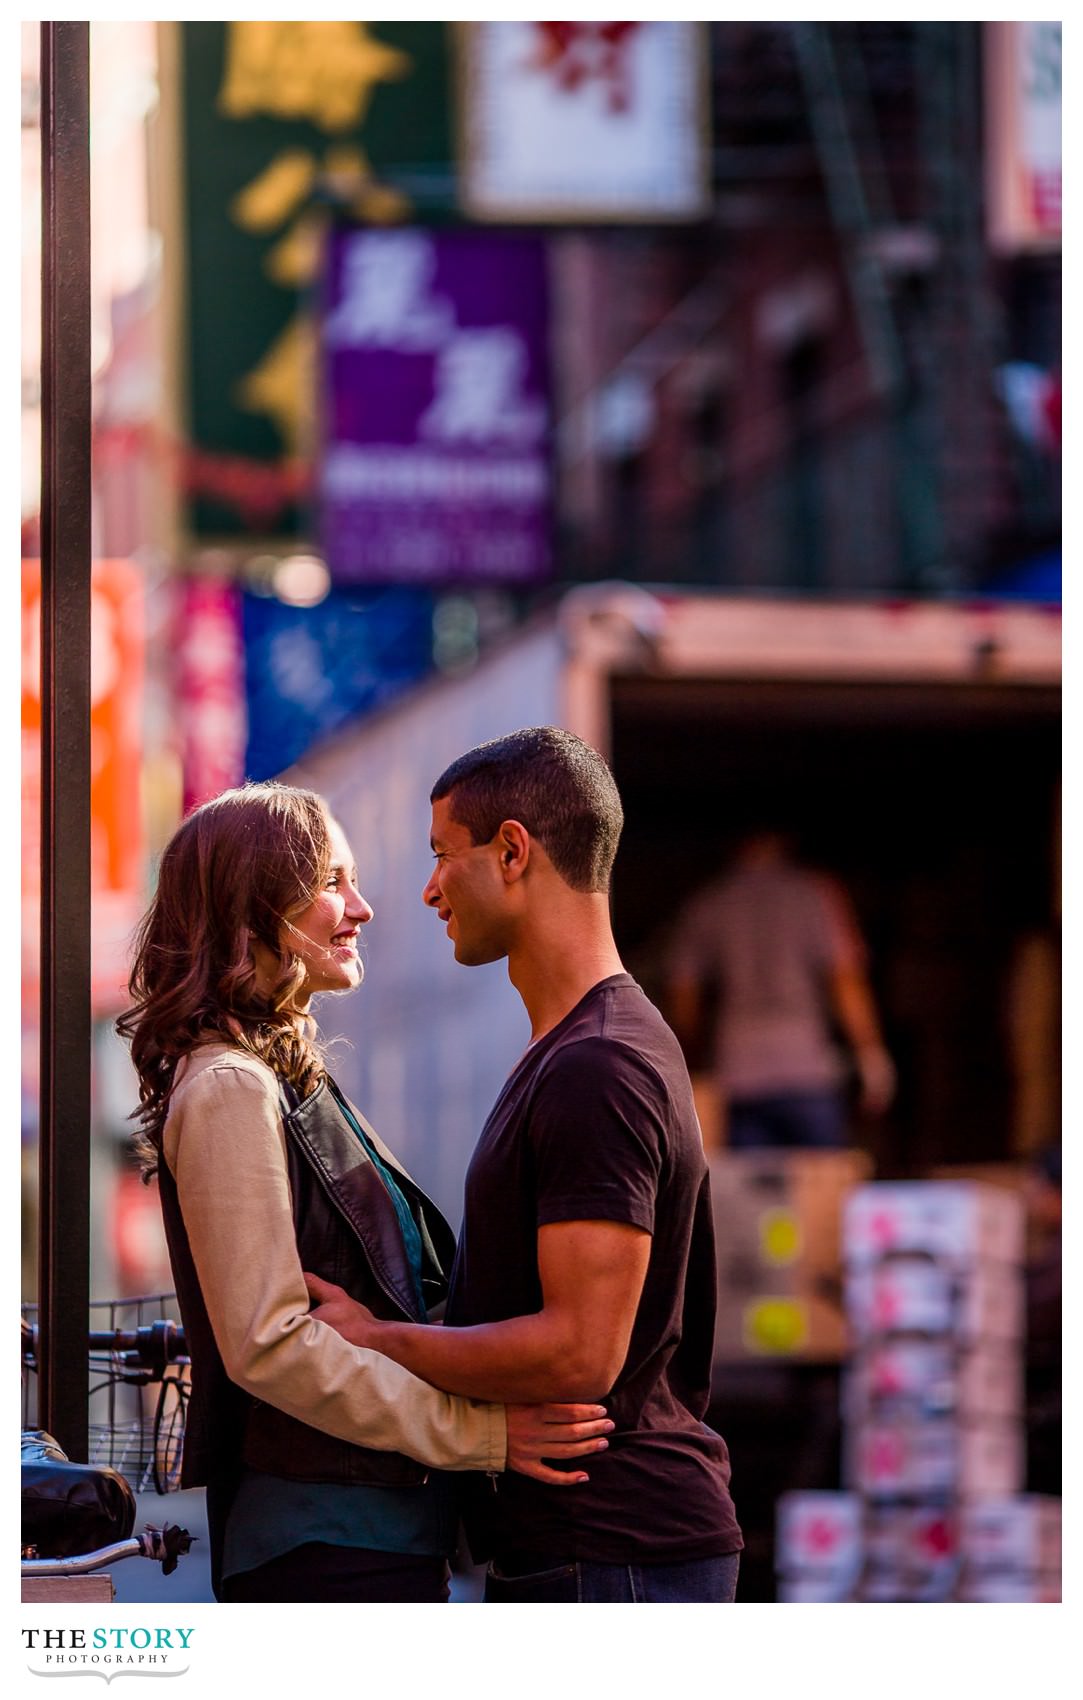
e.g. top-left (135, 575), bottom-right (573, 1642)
top-left (175, 578), bottom-right (247, 811)
top-left (22, 559), bottom-right (146, 1017)
top-left (179, 22), bottom-right (449, 539)
top-left (457, 21), bottom-right (709, 221)
top-left (320, 227), bottom-right (551, 585)
top-left (242, 585), bottom-right (434, 781)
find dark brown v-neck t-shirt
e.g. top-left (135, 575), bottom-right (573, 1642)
top-left (445, 973), bottom-right (743, 1567)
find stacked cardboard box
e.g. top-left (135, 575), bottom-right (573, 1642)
top-left (774, 1492), bottom-right (862, 1603)
top-left (958, 1497), bottom-right (1062, 1601)
top-left (775, 1182), bottom-right (1061, 1602)
top-left (842, 1182), bottom-right (1026, 1520)
top-left (708, 1150), bottom-right (871, 1363)
top-left (777, 1494), bottom-right (965, 1603)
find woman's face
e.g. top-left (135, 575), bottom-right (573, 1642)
top-left (283, 815), bottom-right (373, 1003)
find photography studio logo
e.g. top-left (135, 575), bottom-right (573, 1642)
top-left (22, 1627), bottom-right (194, 1682)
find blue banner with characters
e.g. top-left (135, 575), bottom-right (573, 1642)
top-left (242, 585), bottom-right (433, 779)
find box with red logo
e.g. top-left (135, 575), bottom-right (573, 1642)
top-left (775, 1491), bottom-right (862, 1573)
top-left (774, 1492), bottom-right (862, 1600)
top-left (864, 1504), bottom-right (957, 1566)
top-left (844, 1418), bottom-right (1025, 1499)
top-left (856, 1565), bottom-right (912, 1602)
top-left (960, 1496), bottom-right (1061, 1573)
top-left (777, 1574), bottom-right (857, 1602)
top-left (842, 1340), bottom-right (1024, 1423)
top-left (843, 1182), bottom-right (1024, 1270)
top-left (858, 1504), bottom-right (964, 1600)
top-left (958, 1571), bottom-right (1061, 1602)
top-left (844, 1258), bottom-right (1024, 1344)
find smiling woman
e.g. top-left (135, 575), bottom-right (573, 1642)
top-left (114, 780), bottom-right (613, 1604)
top-left (274, 816), bottom-right (373, 1000)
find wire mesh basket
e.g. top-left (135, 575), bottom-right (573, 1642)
top-left (22, 1293), bottom-right (190, 1495)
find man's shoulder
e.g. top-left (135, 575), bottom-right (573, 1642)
top-left (540, 1011), bottom-right (681, 1104)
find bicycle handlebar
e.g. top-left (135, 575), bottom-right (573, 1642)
top-left (22, 1524), bottom-right (194, 1578)
top-left (22, 1319), bottom-right (188, 1378)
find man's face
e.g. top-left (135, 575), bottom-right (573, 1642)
top-left (423, 796), bottom-right (510, 966)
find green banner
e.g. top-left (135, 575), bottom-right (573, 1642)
top-left (179, 21), bottom-right (455, 539)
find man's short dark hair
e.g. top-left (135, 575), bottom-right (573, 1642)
top-left (431, 727), bottom-right (624, 893)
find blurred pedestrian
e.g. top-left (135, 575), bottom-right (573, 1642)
top-left (117, 782), bottom-right (610, 1603)
top-left (665, 826), bottom-right (894, 1148)
top-left (307, 728), bottom-right (743, 1603)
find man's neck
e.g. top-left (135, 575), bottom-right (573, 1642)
top-left (507, 897), bottom-right (625, 1043)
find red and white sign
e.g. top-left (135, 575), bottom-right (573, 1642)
top-left (174, 577), bottom-right (247, 813)
top-left (985, 22), bottom-right (1061, 251)
top-left (457, 22), bottom-right (709, 222)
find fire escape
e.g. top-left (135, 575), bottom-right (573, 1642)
top-left (570, 22), bottom-right (1013, 596)
top-left (711, 20), bottom-right (1010, 594)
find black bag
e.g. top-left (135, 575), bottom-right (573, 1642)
top-left (21, 1429), bottom-right (137, 1557)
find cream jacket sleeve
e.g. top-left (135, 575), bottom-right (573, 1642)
top-left (162, 1049), bottom-right (506, 1473)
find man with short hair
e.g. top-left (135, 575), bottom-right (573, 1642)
top-left (307, 727), bottom-right (742, 1602)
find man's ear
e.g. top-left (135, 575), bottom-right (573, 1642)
top-left (497, 820), bottom-right (530, 881)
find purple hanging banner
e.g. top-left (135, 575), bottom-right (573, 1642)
top-left (320, 226), bottom-right (551, 584)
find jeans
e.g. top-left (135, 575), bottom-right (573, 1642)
top-left (727, 1089), bottom-right (846, 1149)
top-left (483, 1551), bottom-right (740, 1603)
top-left (219, 1543), bottom-right (450, 1603)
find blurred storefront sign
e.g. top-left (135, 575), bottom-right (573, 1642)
top-left (243, 585), bottom-right (434, 780)
top-left (985, 22), bottom-right (1061, 252)
top-left (112, 1166), bottom-right (174, 1292)
top-left (176, 21), bottom-right (452, 539)
top-left (22, 559), bottom-right (145, 1018)
top-left (320, 226), bottom-right (551, 584)
top-left (174, 577), bottom-right (247, 811)
top-left (457, 21), bottom-right (709, 221)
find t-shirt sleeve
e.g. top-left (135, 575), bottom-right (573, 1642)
top-left (812, 874), bottom-right (868, 972)
top-left (528, 1037), bottom-right (665, 1235)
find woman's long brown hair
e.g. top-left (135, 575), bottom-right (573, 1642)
top-left (117, 782), bottom-right (335, 1176)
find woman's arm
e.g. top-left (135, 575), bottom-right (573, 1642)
top-left (166, 1058), bottom-right (505, 1471)
top-left (166, 1058), bottom-right (609, 1482)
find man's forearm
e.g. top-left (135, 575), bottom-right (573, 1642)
top-left (370, 1311), bottom-right (612, 1404)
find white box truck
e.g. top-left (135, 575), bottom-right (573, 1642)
top-left (286, 587), bottom-right (1059, 1224)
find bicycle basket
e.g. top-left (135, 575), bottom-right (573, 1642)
top-left (21, 1294), bottom-right (190, 1495)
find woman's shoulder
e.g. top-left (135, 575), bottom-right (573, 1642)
top-left (172, 1042), bottom-right (279, 1104)
top-left (163, 1044), bottom-right (286, 1173)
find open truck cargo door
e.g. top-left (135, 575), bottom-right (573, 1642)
top-left (287, 588), bottom-right (1059, 1222)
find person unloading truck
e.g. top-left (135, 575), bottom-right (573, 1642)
top-left (665, 826), bottom-right (895, 1148)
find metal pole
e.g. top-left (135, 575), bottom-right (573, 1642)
top-left (38, 20), bottom-right (92, 1461)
